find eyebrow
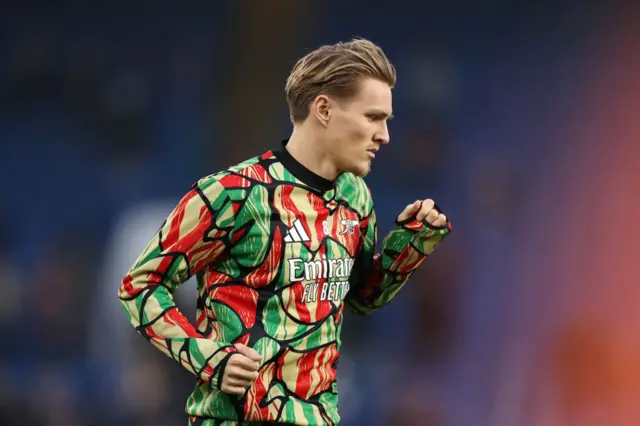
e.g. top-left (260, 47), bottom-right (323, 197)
top-left (368, 110), bottom-right (394, 120)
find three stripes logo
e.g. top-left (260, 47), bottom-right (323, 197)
top-left (284, 219), bottom-right (311, 243)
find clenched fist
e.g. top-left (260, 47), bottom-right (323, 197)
top-left (220, 343), bottom-right (262, 395)
top-left (397, 199), bottom-right (447, 227)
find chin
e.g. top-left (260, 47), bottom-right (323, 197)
top-left (347, 161), bottom-right (371, 177)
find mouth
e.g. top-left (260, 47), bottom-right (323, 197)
top-left (367, 148), bottom-right (378, 159)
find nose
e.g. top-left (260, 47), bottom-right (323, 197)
top-left (374, 122), bottom-right (390, 145)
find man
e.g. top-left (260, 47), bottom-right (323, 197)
top-left (118, 38), bottom-right (452, 426)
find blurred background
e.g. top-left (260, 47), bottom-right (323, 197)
top-left (1, 1), bottom-right (639, 425)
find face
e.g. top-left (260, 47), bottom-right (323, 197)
top-left (314, 78), bottom-right (393, 177)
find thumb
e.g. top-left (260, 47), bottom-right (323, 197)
top-left (234, 343), bottom-right (263, 362)
top-left (397, 200), bottom-right (422, 222)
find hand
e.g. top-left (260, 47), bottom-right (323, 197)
top-left (220, 343), bottom-right (262, 395)
top-left (397, 199), bottom-right (447, 227)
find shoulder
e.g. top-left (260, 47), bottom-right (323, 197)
top-left (190, 172), bottom-right (230, 211)
top-left (335, 173), bottom-right (374, 217)
top-left (196, 151), bottom-right (276, 203)
top-left (225, 151), bottom-right (274, 175)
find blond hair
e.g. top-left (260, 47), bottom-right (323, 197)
top-left (285, 38), bottom-right (396, 123)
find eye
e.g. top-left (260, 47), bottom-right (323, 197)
top-left (366, 114), bottom-right (385, 122)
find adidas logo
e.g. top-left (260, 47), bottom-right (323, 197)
top-left (284, 219), bottom-right (311, 243)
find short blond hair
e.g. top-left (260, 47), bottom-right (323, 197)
top-left (285, 38), bottom-right (396, 123)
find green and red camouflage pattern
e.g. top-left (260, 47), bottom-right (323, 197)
top-left (118, 151), bottom-right (451, 425)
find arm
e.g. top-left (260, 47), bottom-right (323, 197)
top-left (117, 176), bottom-right (237, 389)
top-left (345, 203), bottom-right (452, 315)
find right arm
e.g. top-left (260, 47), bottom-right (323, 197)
top-left (117, 176), bottom-right (238, 389)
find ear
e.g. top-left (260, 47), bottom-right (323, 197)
top-left (311, 95), bottom-right (332, 126)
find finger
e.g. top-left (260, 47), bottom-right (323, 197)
top-left (227, 367), bottom-right (260, 381)
top-left (228, 354), bottom-right (260, 372)
top-left (397, 200), bottom-right (421, 222)
top-left (422, 199), bottom-right (435, 212)
top-left (415, 199), bottom-right (435, 222)
top-left (226, 376), bottom-right (257, 388)
top-left (228, 380), bottom-right (255, 389)
top-left (431, 213), bottom-right (447, 227)
top-left (221, 384), bottom-right (246, 395)
top-left (234, 343), bottom-right (263, 362)
top-left (416, 207), bottom-right (435, 224)
top-left (421, 208), bottom-right (439, 224)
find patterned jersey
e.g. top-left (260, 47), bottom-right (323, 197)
top-left (118, 142), bottom-right (452, 425)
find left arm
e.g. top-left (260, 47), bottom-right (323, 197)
top-left (345, 200), bottom-right (451, 315)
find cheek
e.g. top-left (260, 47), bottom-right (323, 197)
top-left (344, 118), bottom-right (370, 142)
top-left (329, 116), bottom-right (370, 157)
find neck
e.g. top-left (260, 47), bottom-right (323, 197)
top-left (285, 124), bottom-right (339, 181)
